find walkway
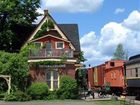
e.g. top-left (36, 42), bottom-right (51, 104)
top-left (0, 100), bottom-right (96, 105)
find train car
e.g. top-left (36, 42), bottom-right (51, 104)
top-left (104, 60), bottom-right (125, 95)
top-left (88, 64), bottom-right (105, 89)
top-left (125, 54), bottom-right (140, 99)
top-left (88, 60), bottom-right (125, 95)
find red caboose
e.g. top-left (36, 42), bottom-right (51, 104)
top-left (88, 60), bottom-right (125, 95)
top-left (104, 60), bottom-right (125, 94)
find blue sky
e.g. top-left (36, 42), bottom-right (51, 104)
top-left (38, 0), bottom-right (140, 66)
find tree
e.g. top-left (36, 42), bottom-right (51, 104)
top-left (0, 0), bottom-right (40, 51)
top-left (75, 68), bottom-right (87, 89)
top-left (77, 51), bottom-right (87, 63)
top-left (112, 43), bottom-right (126, 60)
top-left (0, 44), bottom-right (35, 91)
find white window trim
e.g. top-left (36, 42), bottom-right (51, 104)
top-left (46, 70), bottom-right (59, 91)
top-left (55, 42), bottom-right (64, 49)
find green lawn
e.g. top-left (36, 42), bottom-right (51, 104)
top-left (94, 100), bottom-right (137, 105)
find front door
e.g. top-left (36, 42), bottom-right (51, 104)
top-left (46, 42), bottom-right (52, 56)
top-left (46, 69), bottom-right (59, 90)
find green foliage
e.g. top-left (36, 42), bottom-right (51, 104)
top-left (34, 19), bottom-right (54, 39)
top-left (0, 51), bottom-right (29, 91)
top-left (27, 82), bottom-right (49, 100)
top-left (34, 30), bottom-right (45, 39)
top-left (0, 78), bottom-right (8, 93)
top-left (4, 90), bottom-right (31, 101)
top-left (112, 43), bottom-right (127, 60)
top-left (0, 44), bottom-right (35, 90)
top-left (75, 68), bottom-right (87, 89)
top-left (0, 0), bottom-right (40, 51)
top-left (48, 19), bottom-right (54, 29)
top-left (57, 75), bottom-right (79, 99)
top-left (30, 61), bottom-right (63, 68)
top-left (45, 91), bottom-right (58, 100)
top-left (77, 51), bottom-right (86, 63)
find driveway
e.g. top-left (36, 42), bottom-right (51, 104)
top-left (0, 100), bottom-right (96, 105)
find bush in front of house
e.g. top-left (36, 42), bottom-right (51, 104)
top-left (4, 90), bottom-right (31, 101)
top-left (57, 75), bottom-right (79, 99)
top-left (44, 91), bottom-right (58, 100)
top-left (27, 82), bottom-right (49, 100)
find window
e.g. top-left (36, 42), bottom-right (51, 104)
top-left (56, 42), bottom-right (64, 49)
top-left (46, 42), bottom-right (52, 50)
top-left (34, 42), bottom-right (41, 48)
top-left (46, 69), bottom-right (59, 90)
top-left (136, 68), bottom-right (138, 77)
top-left (110, 62), bottom-right (115, 67)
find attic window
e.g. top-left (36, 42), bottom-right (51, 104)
top-left (56, 42), bottom-right (64, 49)
top-left (110, 62), bottom-right (115, 67)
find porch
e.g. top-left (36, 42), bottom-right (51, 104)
top-left (29, 49), bottom-right (73, 59)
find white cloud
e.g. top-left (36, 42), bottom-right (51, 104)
top-left (40, 0), bottom-right (104, 13)
top-left (122, 10), bottom-right (140, 31)
top-left (114, 8), bottom-right (125, 14)
top-left (80, 10), bottom-right (140, 66)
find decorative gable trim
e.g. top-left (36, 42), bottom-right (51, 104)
top-left (30, 34), bottom-right (70, 43)
top-left (25, 10), bottom-right (75, 51)
top-left (28, 16), bottom-right (48, 42)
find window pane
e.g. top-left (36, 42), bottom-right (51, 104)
top-left (47, 81), bottom-right (51, 88)
top-left (46, 42), bottom-right (52, 50)
top-left (46, 71), bottom-right (51, 80)
top-left (53, 81), bottom-right (58, 89)
top-left (57, 42), bottom-right (63, 49)
top-left (53, 70), bottom-right (58, 79)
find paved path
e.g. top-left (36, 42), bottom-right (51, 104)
top-left (0, 100), bottom-right (96, 105)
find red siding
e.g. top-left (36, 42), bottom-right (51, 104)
top-left (104, 66), bottom-right (125, 88)
top-left (30, 66), bottom-right (46, 82)
top-left (29, 64), bottom-right (76, 83)
top-left (93, 64), bottom-right (105, 87)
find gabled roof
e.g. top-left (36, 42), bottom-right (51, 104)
top-left (58, 24), bottom-right (81, 52)
top-left (11, 10), bottom-right (81, 53)
top-left (27, 10), bottom-right (77, 50)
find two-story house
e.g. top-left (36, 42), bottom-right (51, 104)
top-left (26, 10), bottom-right (81, 91)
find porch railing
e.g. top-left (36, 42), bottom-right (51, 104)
top-left (29, 48), bottom-right (73, 59)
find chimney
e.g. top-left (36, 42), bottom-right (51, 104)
top-left (44, 10), bottom-right (48, 16)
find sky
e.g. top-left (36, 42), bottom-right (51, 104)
top-left (37, 0), bottom-right (140, 67)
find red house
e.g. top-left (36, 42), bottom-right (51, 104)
top-left (26, 10), bottom-right (81, 91)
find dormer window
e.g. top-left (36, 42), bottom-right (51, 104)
top-left (56, 42), bottom-right (64, 49)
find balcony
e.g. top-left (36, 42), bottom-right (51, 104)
top-left (29, 48), bottom-right (73, 59)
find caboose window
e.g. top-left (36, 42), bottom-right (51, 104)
top-left (136, 68), bottom-right (138, 77)
top-left (110, 62), bottom-right (115, 67)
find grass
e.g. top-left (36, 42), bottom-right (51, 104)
top-left (94, 100), bottom-right (137, 105)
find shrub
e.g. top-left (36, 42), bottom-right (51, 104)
top-left (27, 82), bottom-right (49, 100)
top-left (4, 90), bottom-right (31, 101)
top-left (44, 91), bottom-right (58, 100)
top-left (57, 75), bottom-right (79, 99)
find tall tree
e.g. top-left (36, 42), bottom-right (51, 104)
top-left (77, 51), bottom-right (87, 63)
top-left (0, 0), bottom-right (40, 51)
top-left (112, 43), bottom-right (126, 60)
